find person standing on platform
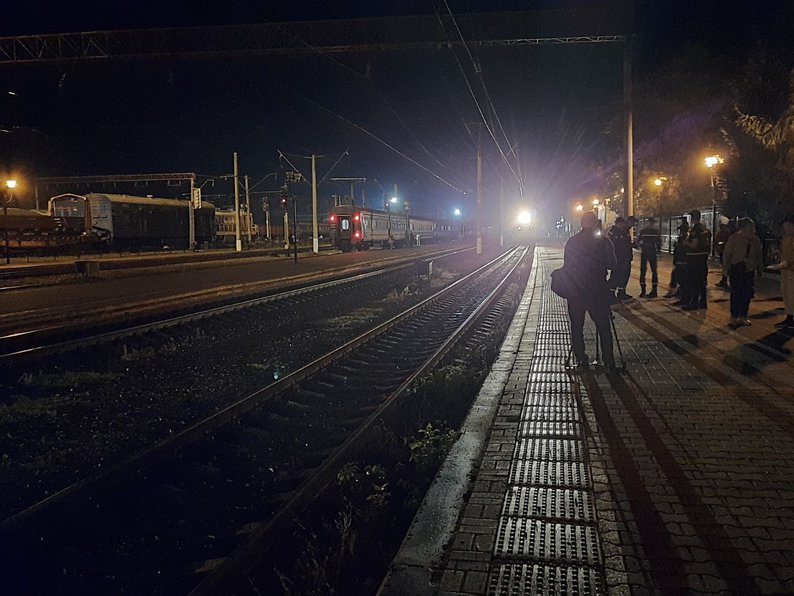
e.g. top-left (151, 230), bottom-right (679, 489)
top-left (771, 214), bottom-right (794, 328)
top-left (666, 222), bottom-right (689, 300)
top-left (722, 217), bottom-right (763, 326)
top-left (683, 209), bottom-right (712, 310)
top-left (714, 217), bottom-right (734, 289)
top-left (608, 217), bottom-right (633, 301)
top-left (563, 211), bottom-right (617, 369)
top-left (638, 217), bottom-right (662, 298)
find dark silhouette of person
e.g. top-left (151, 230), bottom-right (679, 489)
top-left (683, 209), bottom-right (712, 310)
top-left (608, 217), bottom-right (633, 301)
top-left (722, 217), bottom-right (763, 326)
top-left (564, 211), bottom-right (618, 369)
top-left (637, 217), bottom-right (661, 298)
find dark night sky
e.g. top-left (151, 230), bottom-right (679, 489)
top-left (0, 1), bottom-right (791, 219)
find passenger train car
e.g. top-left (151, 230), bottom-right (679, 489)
top-left (49, 193), bottom-right (216, 249)
top-left (329, 205), bottom-right (459, 251)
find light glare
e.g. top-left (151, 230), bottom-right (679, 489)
top-left (517, 211), bottom-right (532, 225)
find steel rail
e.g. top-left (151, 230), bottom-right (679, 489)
top-left (0, 247), bottom-right (469, 361)
top-left (191, 246), bottom-right (528, 594)
top-left (2, 247), bottom-right (520, 529)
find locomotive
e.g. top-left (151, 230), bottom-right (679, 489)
top-left (328, 205), bottom-right (460, 251)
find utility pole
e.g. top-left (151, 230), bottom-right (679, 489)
top-left (476, 125), bottom-right (483, 255)
top-left (244, 174), bottom-right (252, 244)
top-left (311, 154), bottom-right (319, 254)
top-left (624, 38), bottom-right (634, 218)
top-left (233, 152), bottom-right (242, 252)
top-left (265, 201), bottom-right (271, 242)
top-left (188, 177), bottom-right (196, 249)
top-left (499, 180), bottom-right (504, 248)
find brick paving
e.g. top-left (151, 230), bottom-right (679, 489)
top-left (427, 246), bottom-right (794, 595)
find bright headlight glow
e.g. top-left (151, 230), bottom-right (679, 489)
top-left (517, 211), bottom-right (532, 225)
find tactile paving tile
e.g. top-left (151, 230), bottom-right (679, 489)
top-left (493, 518), bottom-right (601, 565)
top-left (513, 438), bottom-right (584, 462)
top-left (502, 487), bottom-right (595, 523)
top-left (510, 460), bottom-right (589, 487)
top-left (528, 372), bottom-right (572, 389)
top-left (519, 420), bottom-right (580, 438)
top-left (524, 392), bottom-right (576, 409)
top-left (488, 562), bottom-right (603, 596)
top-left (522, 404), bottom-right (580, 422)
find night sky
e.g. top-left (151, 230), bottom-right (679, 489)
top-left (0, 1), bottom-right (791, 220)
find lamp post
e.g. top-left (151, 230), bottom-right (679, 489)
top-left (387, 196), bottom-right (398, 247)
top-left (704, 155), bottom-right (723, 257)
top-left (4, 179), bottom-right (16, 265)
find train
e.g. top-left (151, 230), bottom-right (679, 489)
top-left (49, 193), bottom-right (217, 249)
top-left (329, 205), bottom-right (461, 251)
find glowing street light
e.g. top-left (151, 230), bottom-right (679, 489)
top-left (517, 210), bottom-right (532, 225)
top-left (453, 207), bottom-right (462, 217)
top-left (704, 155), bottom-right (723, 169)
top-left (654, 178), bottom-right (663, 186)
top-left (390, 196), bottom-right (398, 205)
top-left (575, 204), bottom-right (583, 212)
top-left (4, 179), bottom-right (17, 264)
top-left (592, 198), bottom-right (600, 206)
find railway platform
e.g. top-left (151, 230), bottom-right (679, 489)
top-left (382, 245), bottom-right (794, 595)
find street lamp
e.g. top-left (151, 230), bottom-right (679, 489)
top-left (453, 208), bottom-right (462, 217)
top-left (575, 204), bottom-right (583, 212)
top-left (4, 179), bottom-right (17, 264)
top-left (704, 155), bottom-right (724, 257)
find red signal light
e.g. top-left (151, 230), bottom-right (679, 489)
top-left (353, 213), bottom-right (360, 222)
top-left (329, 214), bottom-right (336, 222)
top-left (354, 232), bottom-right (361, 238)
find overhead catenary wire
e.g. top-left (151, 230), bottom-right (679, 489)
top-left (297, 92), bottom-right (473, 195)
top-left (432, 0), bottom-right (524, 195)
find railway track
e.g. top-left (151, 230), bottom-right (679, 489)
top-left (0, 247), bottom-right (467, 359)
top-left (1, 246), bottom-right (528, 595)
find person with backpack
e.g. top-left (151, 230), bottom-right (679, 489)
top-left (559, 210), bottom-right (618, 369)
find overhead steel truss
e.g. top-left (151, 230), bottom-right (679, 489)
top-left (0, 9), bottom-right (629, 65)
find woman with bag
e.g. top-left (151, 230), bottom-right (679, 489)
top-left (722, 218), bottom-right (763, 327)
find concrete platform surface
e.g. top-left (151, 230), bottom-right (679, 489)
top-left (382, 245), bottom-right (794, 595)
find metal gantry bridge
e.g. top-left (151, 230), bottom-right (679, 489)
top-left (0, 8), bottom-right (629, 64)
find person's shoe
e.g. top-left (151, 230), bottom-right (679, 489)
top-left (774, 317), bottom-right (794, 328)
top-left (682, 303), bottom-right (700, 311)
top-left (663, 289), bottom-right (677, 298)
top-left (617, 292), bottom-right (633, 302)
top-left (639, 288), bottom-right (647, 298)
top-left (739, 318), bottom-right (752, 326)
top-left (729, 317), bottom-right (740, 327)
top-left (671, 300), bottom-right (684, 306)
top-left (647, 289), bottom-right (658, 299)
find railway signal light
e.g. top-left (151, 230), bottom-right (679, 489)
top-left (280, 195), bottom-right (289, 209)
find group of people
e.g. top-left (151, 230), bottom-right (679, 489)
top-left (560, 209), bottom-right (794, 370)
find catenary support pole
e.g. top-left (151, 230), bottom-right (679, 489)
top-left (233, 152), bottom-right (242, 252)
top-left (624, 38), bottom-right (634, 219)
top-left (476, 125), bottom-right (483, 255)
top-left (188, 177), bottom-right (196, 249)
top-left (244, 174), bottom-right (252, 244)
top-left (311, 154), bottom-right (319, 254)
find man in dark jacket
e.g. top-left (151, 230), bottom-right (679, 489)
top-left (564, 211), bottom-right (618, 369)
top-left (637, 217), bottom-right (662, 298)
top-left (608, 217), bottom-right (633, 301)
top-left (683, 209), bottom-right (712, 310)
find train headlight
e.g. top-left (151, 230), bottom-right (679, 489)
top-left (517, 211), bottom-right (532, 225)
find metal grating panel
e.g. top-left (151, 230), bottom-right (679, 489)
top-left (513, 438), bottom-right (584, 462)
top-left (519, 420), bottom-right (580, 437)
top-left (524, 392), bottom-right (575, 409)
top-left (528, 372), bottom-right (571, 386)
top-left (488, 562), bottom-right (603, 596)
top-left (502, 487), bottom-right (595, 523)
top-left (494, 518), bottom-right (601, 565)
top-left (522, 405), bottom-right (580, 422)
top-left (510, 460), bottom-right (589, 487)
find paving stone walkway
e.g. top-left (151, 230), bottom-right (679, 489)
top-left (383, 245), bottom-right (794, 595)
